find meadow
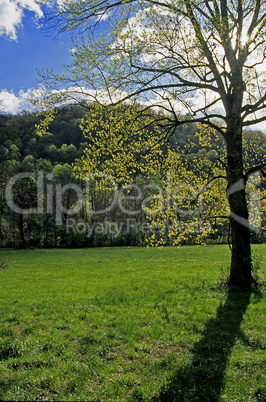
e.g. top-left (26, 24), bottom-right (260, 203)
top-left (0, 245), bottom-right (265, 401)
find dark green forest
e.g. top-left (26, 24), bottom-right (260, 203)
top-left (0, 106), bottom-right (265, 248)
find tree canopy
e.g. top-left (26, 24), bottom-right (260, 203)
top-left (40, 0), bottom-right (266, 129)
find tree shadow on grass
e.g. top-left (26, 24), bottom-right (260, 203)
top-left (154, 290), bottom-right (256, 402)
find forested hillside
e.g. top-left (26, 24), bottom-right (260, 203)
top-left (0, 106), bottom-right (265, 248)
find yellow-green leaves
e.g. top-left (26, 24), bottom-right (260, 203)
top-left (77, 103), bottom-right (164, 183)
top-left (35, 109), bottom-right (57, 136)
top-left (74, 103), bottom-right (230, 247)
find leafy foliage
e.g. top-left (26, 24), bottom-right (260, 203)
top-left (0, 106), bottom-right (266, 249)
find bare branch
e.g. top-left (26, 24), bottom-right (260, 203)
top-left (244, 163), bottom-right (266, 181)
top-left (242, 91), bottom-right (266, 119)
top-left (248, 0), bottom-right (261, 35)
top-left (243, 114), bottom-right (266, 127)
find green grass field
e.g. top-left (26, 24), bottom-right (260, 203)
top-left (0, 245), bottom-right (265, 401)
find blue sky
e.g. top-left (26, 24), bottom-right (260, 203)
top-left (0, 1), bottom-right (72, 113)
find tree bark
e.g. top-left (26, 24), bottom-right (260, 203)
top-left (18, 214), bottom-right (25, 249)
top-left (225, 116), bottom-right (252, 290)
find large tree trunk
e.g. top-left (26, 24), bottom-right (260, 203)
top-left (225, 117), bottom-right (252, 290)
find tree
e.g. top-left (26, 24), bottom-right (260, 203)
top-left (39, 0), bottom-right (266, 290)
top-left (75, 104), bottom-right (228, 247)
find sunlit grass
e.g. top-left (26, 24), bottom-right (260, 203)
top-left (0, 245), bottom-right (265, 401)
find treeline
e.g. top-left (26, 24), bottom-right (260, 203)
top-left (0, 105), bottom-right (265, 248)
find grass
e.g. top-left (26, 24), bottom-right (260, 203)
top-left (0, 245), bottom-right (265, 401)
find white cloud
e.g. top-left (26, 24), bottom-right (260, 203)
top-left (0, 88), bottom-right (35, 113)
top-left (1, 86), bottom-right (265, 132)
top-left (0, 0), bottom-right (43, 41)
top-left (0, 85), bottom-right (130, 114)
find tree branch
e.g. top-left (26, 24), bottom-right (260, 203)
top-left (243, 115), bottom-right (266, 127)
top-left (244, 163), bottom-right (266, 182)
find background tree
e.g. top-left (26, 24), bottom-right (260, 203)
top-left (38, 0), bottom-right (266, 290)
